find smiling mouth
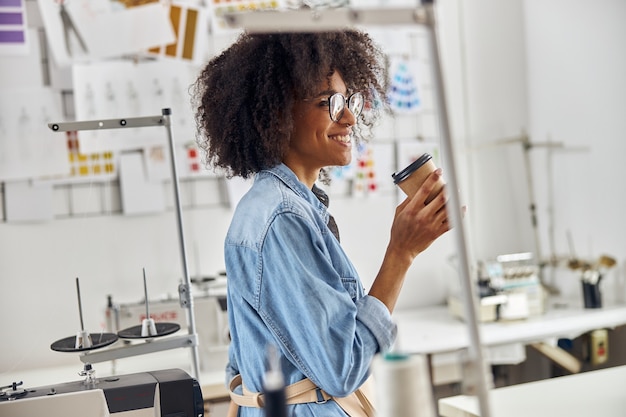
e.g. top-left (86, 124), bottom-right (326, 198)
top-left (330, 135), bottom-right (351, 144)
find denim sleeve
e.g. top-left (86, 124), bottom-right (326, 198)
top-left (225, 343), bottom-right (239, 386)
top-left (355, 295), bottom-right (397, 351)
top-left (256, 211), bottom-right (397, 397)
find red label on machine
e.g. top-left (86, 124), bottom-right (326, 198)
top-left (140, 311), bottom-right (178, 322)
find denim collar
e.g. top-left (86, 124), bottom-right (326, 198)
top-left (262, 164), bottom-right (329, 221)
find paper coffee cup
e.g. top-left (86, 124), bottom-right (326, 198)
top-left (392, 153), bottom-right (445, 203)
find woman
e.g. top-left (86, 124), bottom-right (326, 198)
top-left (193, 30), bottom-right (450, 416)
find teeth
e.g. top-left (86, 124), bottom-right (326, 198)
top-left (331, 135), bottom-right (351, 143)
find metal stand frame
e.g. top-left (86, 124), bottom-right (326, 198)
top-left (48, 109), bottom-right (201, 381)
top-left (224, 2), bottom-right (492, 416)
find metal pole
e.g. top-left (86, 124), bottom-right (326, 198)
top-left (76, 277), bottom-right (85, 332)
top-left (49, 111), bottom-right (202, 381)
top-left (143, 268), bottom-right (151, 320)
top-left (423, 3), bottom-right (492, 416)
top-left (161, 109), bottom-right (201, 381)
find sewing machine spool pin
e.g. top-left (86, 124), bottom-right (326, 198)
top-left (116, 268), bottom-right (181, 340)
top-left (50, 278), bottom-right (119, 353)
top-left (74, 277), bottom-right (92, 349)
top-left (141, 268), bottom-right (158, 337)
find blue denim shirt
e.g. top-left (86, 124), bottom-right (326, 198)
top-left (224, 164), bottom-right (397, 417)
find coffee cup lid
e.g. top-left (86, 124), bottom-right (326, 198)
top-left (391, 153), bottom-right (433, 184)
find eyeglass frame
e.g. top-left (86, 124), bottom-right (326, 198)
top-left (305, 91), bottom-right (365, 123)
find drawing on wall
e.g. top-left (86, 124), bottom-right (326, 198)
top-left (72, 59), bottom-right (198, 154)
top-left (37, 0), bottom-right (175, 66)
top-left (387, 59), bottom-right (422, 114)
top-left (0, 87), bottom-right (69, 181)
top-left (0, 0), bottom-right (29, 55)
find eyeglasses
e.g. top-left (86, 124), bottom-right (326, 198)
top-left (324, 92), bottom-right (365, 123)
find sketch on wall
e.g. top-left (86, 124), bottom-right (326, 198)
top-left (72, 60), bottom-right (199, 154)
top-left (0, 87), bottom-right (69, 181)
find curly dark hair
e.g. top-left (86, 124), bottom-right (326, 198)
top-left (192, 30), bottom-right (388, 179)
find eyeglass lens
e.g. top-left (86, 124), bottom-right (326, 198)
top-left (329, 92), bottom-right (364, 122)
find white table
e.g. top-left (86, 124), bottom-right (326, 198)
top-left (438, 365), bottom-right (626, 417)
top-left (392, 302), bottom-right (626, 385)
top-left (393, 302), bottom-right (626, 356)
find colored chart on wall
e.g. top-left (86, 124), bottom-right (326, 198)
top-left (0, 0), bottom-right (29, 55)
top-left (325, 142), bottom-right (395, 198)
top-left (65, 130), bottom-right (117, 180)
top-left (353, 142), bottom-right (378, 196)
top-left (147, 2), bottom-right (208, 64)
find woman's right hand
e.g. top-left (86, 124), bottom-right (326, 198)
top-left (388, 168), bottom-right (450, 262)
top-left (369, 168), bottom-right (451, 313)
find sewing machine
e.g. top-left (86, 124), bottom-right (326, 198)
top-left (448, 252), bottom-right (546, 322)
top-left (0, 368), bottom-right (204, 417)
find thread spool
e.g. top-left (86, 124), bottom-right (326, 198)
top-left (373, 352), bottom-right (435, 417)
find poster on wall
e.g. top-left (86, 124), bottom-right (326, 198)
top-left (0, 0), bottom-right (29, 55)
top-left (0, 87), bottom-right (69, 181)
top-left (37, 0), bottom-right (175, 66)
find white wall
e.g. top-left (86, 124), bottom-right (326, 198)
top-left (457, 0), bottom-right (535, 259)
top-left (456, 0), bottom-right (626, 303)
top-left (523, 0), bottom-right (626, 299)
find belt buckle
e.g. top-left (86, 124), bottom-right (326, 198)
top-left (315, 388), bottom-right (328, 404)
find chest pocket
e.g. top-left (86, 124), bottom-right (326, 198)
top-left (341, 277), bottom-right (359, 300)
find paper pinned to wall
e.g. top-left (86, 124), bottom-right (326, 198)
top-left (119, 151), bottom-right (166, 215)
top-left (325, 142), bottom-right (395, 198)
top-left (37, 0), bottom-right (175, 67)
top-left (387, 58), bottom-right (422, 114)
top-left (146, 2), bottom-right (209, 65)
top-left (0, 87), bottom-right (69, 181)
top-left (72, 59), bottom-right (197, 154)
top-left (352, 142), bottom-right (393, 197)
